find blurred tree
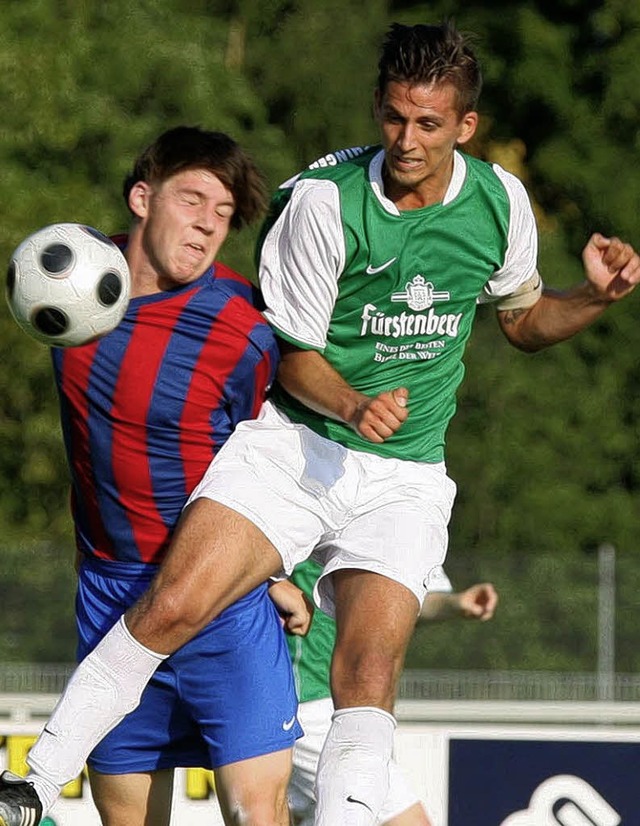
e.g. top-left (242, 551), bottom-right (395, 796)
top-left (237, 0), bottom-right (387, 168)
top-left (407, 551), bottom-right (602, 672)
top-left (0, 0), bottom-right (295, 661)
top-left (0, 0), bottom-right (638, 672)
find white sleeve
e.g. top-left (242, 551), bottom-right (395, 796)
top-left (478, 165), bottom-right (539, 304)
top-left (426, 565), bottom-right (453, 593)
top-left (259, 178), bottom-right (346, 350)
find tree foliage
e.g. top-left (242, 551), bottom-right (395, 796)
top-left (0, 0), bottom-right (638, 672)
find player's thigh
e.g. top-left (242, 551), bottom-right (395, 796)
top-left (184, 400), bottom-right (330, 575)
top-left (214, 748), bottom-right (292, 825)
top-left (88, 767), bottom-right (174, 826)
top-left (126, 497), bottom-right (283, 651)
top-left (334, 570), bottom-right (420, 660)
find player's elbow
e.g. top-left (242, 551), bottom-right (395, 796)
top-left (506, 334), bottom-right (546, 354)
top-left (498, 318), bottom-right (547, 353)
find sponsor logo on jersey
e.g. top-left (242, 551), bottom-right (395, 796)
top-left (361, 304), bottom-right (461, 339)
top-left (391, 275), bottom-right (450, 311)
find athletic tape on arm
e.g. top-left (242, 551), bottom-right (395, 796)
top-left (495, 271), bottom-right (543, 312)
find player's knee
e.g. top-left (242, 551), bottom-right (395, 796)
top-left (223, 787), bottom-right (289, 825)
top-left (128, 583), bottom-right (218, 644)
top-left (332, 647), bottom-right (400, 707)
top-left (160, 591), bottom-right (217, 636)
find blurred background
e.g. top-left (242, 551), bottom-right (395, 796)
top-left (0, 0), bottom-right (639, 702)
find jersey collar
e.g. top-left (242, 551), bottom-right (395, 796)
top-left (368, 149), bottom-right (467, 214)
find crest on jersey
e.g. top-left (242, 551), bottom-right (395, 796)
top-left (391, 275), bottom-right (450, 312)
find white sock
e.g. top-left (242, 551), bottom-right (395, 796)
top-left (26, 616), bottom-right (166, 813)
top-left (315, 706), bottom-right (396, 826)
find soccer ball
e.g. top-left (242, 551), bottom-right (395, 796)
top-left (6, 223), bottom-right (131, 347)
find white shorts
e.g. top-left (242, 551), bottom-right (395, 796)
top-left (289, 698), bottom-right (425, 825)
top-left (188, 400), bottom-right (457, 616)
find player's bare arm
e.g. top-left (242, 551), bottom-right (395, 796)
top-left (419, 583), bottom-right (498, 622)
top-left (455, 582), bottom-right (498, 621)
top-left (277, 341), bottom-right (409, 443)
top-left (498, 233), bottom-right (640, 352)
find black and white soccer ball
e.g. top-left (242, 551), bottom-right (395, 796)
top-left (6, 223), bottom-right (131, 347)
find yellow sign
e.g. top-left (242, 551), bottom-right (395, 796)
top-left (2, 735), bottom-right (217, 800)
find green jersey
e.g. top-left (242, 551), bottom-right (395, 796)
top-left (259, 146), bottom-right (538, 463)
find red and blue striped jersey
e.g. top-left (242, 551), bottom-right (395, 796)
top-left (52, 259), bottom-right (278, 565)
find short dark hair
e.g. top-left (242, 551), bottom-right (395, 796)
top-left (377, 21), bottom-right (482, 115)
top-left (122, 126), bottom-right (268, 230)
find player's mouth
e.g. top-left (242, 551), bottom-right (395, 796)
top-left (185, 242), bottom-right (206, 259)
top-left (390, 155), bottom-right (424, 173)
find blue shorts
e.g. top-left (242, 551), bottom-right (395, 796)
top-left (76, 557), bottom-right (302, 774)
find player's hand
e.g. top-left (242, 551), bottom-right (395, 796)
top-left (268, 579), bottom-right (314, 636)
top-left (456, 583), bottom-right (498, 621)
top-left (351, 387), bottom-right (409, 443)
top-left (582, 233), bottom-right (640, 302)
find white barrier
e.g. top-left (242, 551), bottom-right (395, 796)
top-left (1, 695), bottom-right (638, 825)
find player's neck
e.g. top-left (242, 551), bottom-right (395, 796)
top-left (382, 156), bottom-right (454, 210)
top-left (124, 238), bottom-right (159, 298)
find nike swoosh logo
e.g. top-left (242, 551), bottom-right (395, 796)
top-left (365, 257), bottom-right (397, 275)
top-left (346, 794), bottom-right (374, 814)
top-left (282, 715), bottom-right (296, 731)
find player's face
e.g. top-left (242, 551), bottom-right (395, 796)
top-left (374, 80), bottom-right (477, 209)
top-left (130, 168), bottom-right (235, 291)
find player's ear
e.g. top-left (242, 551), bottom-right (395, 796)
top-left (128, 181), bottom-right (151, 219)
top-left (456, 111), bottom-right (478, 146)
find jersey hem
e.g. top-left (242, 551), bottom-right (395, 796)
top-left (271, 326), bottom-right (324, 352)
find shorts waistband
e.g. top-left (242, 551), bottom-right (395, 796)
top-left (79, 555), bottom-right (160, 582)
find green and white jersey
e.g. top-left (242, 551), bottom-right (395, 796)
top-left (287, 559), bottom-right (335, 703)
top-left (259, 146), bottom-right (538, 463)
top-left (286, 558), bottom-right (453, 703)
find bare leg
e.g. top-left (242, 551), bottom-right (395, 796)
top-left (88, 769), bottom-right (174, 826)
top-left (127, 499), bottom-right (283, 652)
top-left (26, 500), bottom-right (283, 813)
top-left (383, 802), bottom-right (432, 826)
top-left (331, 569), bottom-right (418, 711)
top-left (315, 570), bottom-right (419, 826)
top-left (215, 749), bottom-right (293, 826)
